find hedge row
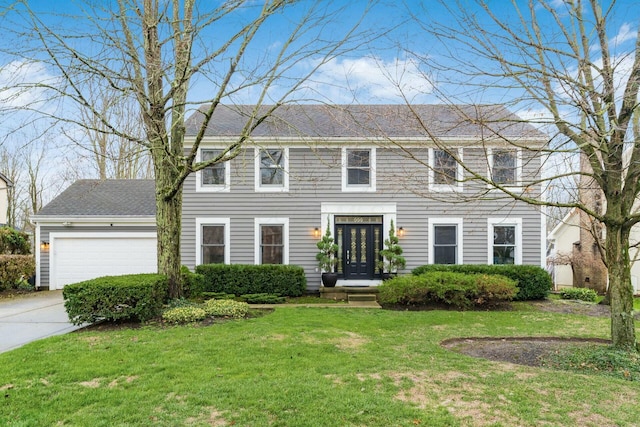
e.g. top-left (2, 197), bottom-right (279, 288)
top-left (412, 264), bottom-right (551, 300)
top-left (378, 271), bottom-right (518, 309)
top-left (0, 255), bottom-right (35, 291)
top-left (63, 274), bottom-right (167, 325)
top-left (195, 264), bottom-right (306, 297)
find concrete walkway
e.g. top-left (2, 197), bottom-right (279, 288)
top-left (0, 291), bottom-right (84, 353)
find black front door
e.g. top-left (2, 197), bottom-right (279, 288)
top-left (336, 221), bottom-right (382, 280)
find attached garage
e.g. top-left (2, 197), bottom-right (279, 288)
top-left (49, 232), bottom-right (157, 289)
top-left (31, 180), bottom-right (157, 290)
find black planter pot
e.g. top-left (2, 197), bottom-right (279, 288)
top-left (321, 272), bottom-right (339, 287)
top-left (381, 272), bottom-right (397, 281)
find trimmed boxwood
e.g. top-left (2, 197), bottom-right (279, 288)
top-left (195, 264), bottom-right (306, 297)
top-left (63, 274), bottom-right (168, 325)
top-left (378, 271), bottom-right (518, 309)
top-left (412, 264), bottom-right (551, 301)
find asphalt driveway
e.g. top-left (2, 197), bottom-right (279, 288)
top-left (0, 291), bottom-right (84, 353)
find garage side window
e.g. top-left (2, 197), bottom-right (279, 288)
top-left (202, 225), bottom-right (225, 264)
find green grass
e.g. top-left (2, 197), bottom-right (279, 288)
top-left (1, 306), bottom-right (639, 426)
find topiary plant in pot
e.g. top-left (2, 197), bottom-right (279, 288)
top-left (316, 220), bottom-right (339, 287)
top-left (377, 219), bottom-right (406, 280)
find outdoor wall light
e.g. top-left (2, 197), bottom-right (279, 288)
top-left (314, 227), bottom-right (320, 238)
top-left (397, 227), bottom-right (405, 237)
top-left (40, 241), bottom-right (50, 251)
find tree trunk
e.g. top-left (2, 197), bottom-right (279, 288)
top-left (606, 224), bottom-right (636, 349)
top-left (154, 164), bottom-right (183, 299)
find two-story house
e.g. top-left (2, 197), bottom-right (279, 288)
top-left (32, 104), bottom-right (547, 291)
top-left (181, 104), bottom-right (546, 291)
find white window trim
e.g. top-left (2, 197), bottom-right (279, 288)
top-left (195, 217), bottom-right (231, 265)
top-left (428, 148), bottom-right (463, 192)
top-left (255, 148), bottom-right (289, 193)
top-left (254, 217), bottom-right (289, 265)
top-left (487, 148), bottom-right (522, 190)
top-left (341, 147), bottom-right (376, 192)
top-left (428, 218), bottom-right (464, 264)
top-left (195, 148), bottom-right (231, 193)
top-left (487, 217), bottom-right (522, 265)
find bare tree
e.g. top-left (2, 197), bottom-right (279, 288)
top-left (397, 0), bottom-right (640, 348)
top-left (1, 0), bottom-right (372, 297)
top-left (69, 83), bottom-right (152, 180)
top-left (0, 146), bottom-right (22, 228)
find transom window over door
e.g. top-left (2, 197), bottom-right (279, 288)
top-left (202, 225), bottom-right (225, 264)
top-left (434, 225), bottom-right (457, 264)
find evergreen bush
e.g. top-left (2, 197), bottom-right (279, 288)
top-left (195, 264), bottom-right (306, 296)
top-left (412, 264), bottom-right (551, 300)
top-left (63, 274), bottom-right (167, 324)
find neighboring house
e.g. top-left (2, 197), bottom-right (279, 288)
top-left (0, 172), bottom-right (13, 226)
top-left (546, 153), bottom-right (640, 295)
top-left (32, 104), bottom-right (548, 291)
top-left (31, 180), bottom-right (157, 289)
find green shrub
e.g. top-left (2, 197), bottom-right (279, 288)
top-left (63, 274), bottom-right (168, 325)
top-left (560, 287), bottom-right (598, 302)
top-left (202, 292), bottom-right (235, 300)
top-left (239, 293), bottom-right (286, 304)
top-left (180, 266), bottom-right (205, 298)
top-left (162, 306), bottom-right (207, 324)
top-left (0, 226), bottom-right (31, 255)
top-left (378, 271), bottom-right (518, 309)
top-left (203, 299), bottom-right (249, 318)
top-left (195, 264), bottom-right (306, 297)
top-left (412, 264), bottom-right (551, 300)
top-left (0, 255), bottom-right (35, 291)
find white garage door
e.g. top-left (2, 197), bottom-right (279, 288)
top-left (50, 232), bottom-right (157, 289)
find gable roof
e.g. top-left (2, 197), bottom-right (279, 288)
top-left (185, 104), bottom-right (548, 140)
top-left (33, 179), bottom-right (156, 218)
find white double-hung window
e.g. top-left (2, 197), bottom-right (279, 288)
top-left (342, 148), bottom-right (376, 192)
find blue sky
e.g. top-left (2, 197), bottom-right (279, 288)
top-left (1, 1), bottom-right (637, 109)
top-left (0, 0), bottom-right (637, 206)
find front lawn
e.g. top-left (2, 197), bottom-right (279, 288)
top-left (1, 307), bottom-right (639, 426)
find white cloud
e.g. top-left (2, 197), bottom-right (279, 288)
top-left (0, 60), bottom-right (58, 110)
top-left (610, 22), bottom-right (637, 47)
top-left (293, 56), bottom-right (434, 104)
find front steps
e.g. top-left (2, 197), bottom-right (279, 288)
top-left (320, 285), bottom-right (380, 307)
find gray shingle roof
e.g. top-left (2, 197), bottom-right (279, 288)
top-left (34, 179), bottom-right (156, 217)
top-left (185, 104), bottom-right (547, 139)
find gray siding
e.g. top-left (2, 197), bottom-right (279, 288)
top-left (38, 225), bottom-right (157, 287)
top-left (182, 145), bottom-right (544, 292)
